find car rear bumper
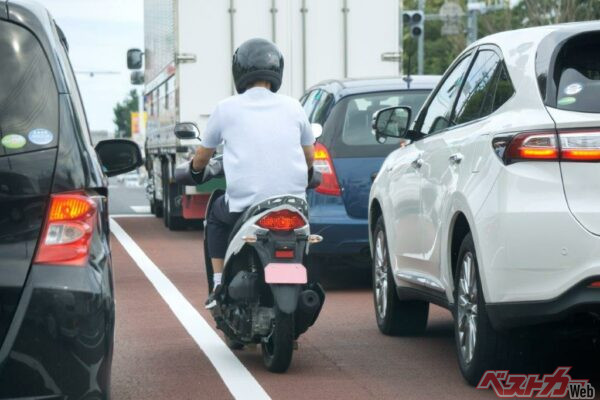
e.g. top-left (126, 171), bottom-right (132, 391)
top-left (487, 277), bottom-right (600, 330)
top-left (0, 265), bottom-right (114, 399)
top-left (475, 162), bottom-right (600, 304)
top-left (308, 205), bottom-right (369, 256)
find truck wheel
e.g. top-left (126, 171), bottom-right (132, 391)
top-left (162, 165), bottom-right (186, 231)
top-left (152, 189), bottom-right (163, 218)
top-left (262, 310), bottom-right (294, 373)
top-left (373, 215), bottom-right (428, 336)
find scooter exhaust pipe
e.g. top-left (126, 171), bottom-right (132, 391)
top-left (298, 289), bottom-right (320, 314)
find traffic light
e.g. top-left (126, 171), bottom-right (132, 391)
top-left (403, 10), bottom-right (424, 38)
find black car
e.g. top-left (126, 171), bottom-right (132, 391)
top-left (0, 1), bottom-right (141, 398)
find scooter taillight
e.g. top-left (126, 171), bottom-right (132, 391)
top-left (257, 210), bottom-right (306, 232)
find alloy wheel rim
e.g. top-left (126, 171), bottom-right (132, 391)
top-left (457, 252), bottom-right (478, 365)
top-left (374, 230), bottom-right (388, 319)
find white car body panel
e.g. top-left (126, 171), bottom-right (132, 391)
top-left (546, 107), bottom-right (600, 235)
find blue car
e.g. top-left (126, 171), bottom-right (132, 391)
top-left (301, 76), bottom-right (440, 267)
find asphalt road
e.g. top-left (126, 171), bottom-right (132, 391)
top-left (107, 214), bottom-right (600, 400)
top-left (108, 175), bottom-right (150, 215)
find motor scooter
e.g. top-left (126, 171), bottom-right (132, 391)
top-left (174, 123), bottom-right (325, 372)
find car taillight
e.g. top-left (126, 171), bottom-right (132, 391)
top-left (559, 129), bottom-right (600, 161)
top-left (496, 129), bottom-right (600, 164)
top-left (313, 143), bottom-right (341, 196)
top-left (257, 210), bottom-right (306, 232)
top-left (34, 192), bottom-right (97, 266)
top-left (503, 132), bottom-right (559, 163)
top-left (589, 281), bottom-right (600, 288)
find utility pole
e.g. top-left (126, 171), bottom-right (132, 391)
top-left (417, 0), bottom-right (425, 74)
top-left (399, 0), bottom-right (403, 75)
top-left (467, 0), bottom-right (478, 44)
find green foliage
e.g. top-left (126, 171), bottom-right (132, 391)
top-left (113, 89), bottom-right (139, 138)
top-left (402, 0), bottom-right (600, 76)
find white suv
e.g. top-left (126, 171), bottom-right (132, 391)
top-left (368, 21), bottom-right (600, 385)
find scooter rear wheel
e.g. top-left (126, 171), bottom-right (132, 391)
top-left (262, 309), bottom-right (294, 373)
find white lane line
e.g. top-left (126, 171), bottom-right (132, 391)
top-left (130, 205), bottom-right (151, 213)
top-left (110, 214), bottom-right (154, 218)
top-left (110, 218), bottom-right (270, 400)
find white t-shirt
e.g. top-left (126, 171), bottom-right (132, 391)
top-left (201, 87), bottom-right (315, 212)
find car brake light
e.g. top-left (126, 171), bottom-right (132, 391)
top-left (497, 129), bottom-right (600, 164)
top-left (313, 143), bottom-right (341, 196)
top-left (589, 281), bottom-right (600, 288)
top-left (257, 210), bottom-right (306, 232)
top-left (34, 192), bottom-right (97, 266)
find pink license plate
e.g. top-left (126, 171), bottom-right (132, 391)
top-left (264, 263), bottom-right (307, 284)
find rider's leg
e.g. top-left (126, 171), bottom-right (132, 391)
top-left (211, 258), bottom-right (224, 286)
top-left (206, 195), bottom-right (242, 293)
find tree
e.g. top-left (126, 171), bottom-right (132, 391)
top-left (113, 89), bottom-right (139, 138)
top-left (403, 0), bottom-right (600, 77)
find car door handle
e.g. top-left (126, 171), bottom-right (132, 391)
top-left (412, 158), bottom-right (424, 169)
top-left (449, 153), bottom-right (464, 164)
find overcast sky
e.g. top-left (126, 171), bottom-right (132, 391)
top-left (40, 0), bottom-right (144, 132)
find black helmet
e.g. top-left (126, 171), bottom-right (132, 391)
top-left (232, 38), bottom-right (283, 94)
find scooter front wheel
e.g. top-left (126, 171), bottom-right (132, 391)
top-left (262, 309), bottom-right (294, 373)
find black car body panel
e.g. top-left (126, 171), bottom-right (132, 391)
top-left (53, 94), bottom-right (107, 192)
top-left (0, 149), bottom-right (56, 345)
top-left (0, 1), bottom-right (114, 398)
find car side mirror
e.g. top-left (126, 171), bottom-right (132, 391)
top-left (372, 106), bottom-right (412, 144)
top-left (95, 139), bottom-right (143, 177)
top-left (311, 123), bottom-right (323, 139)
top-left (174, 122), bottom-right (200, 140)
top-left (127, 48), bottom-right (143, 70)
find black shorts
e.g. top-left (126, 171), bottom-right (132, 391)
top-left (205, 195), bottom-right (243, 259)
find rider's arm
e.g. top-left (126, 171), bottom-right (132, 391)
top-left (192, 146), bottom-right (216, 172)
top-left (302, 144), bottom-right (314, 169)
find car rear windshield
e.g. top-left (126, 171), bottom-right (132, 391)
top-left (0, 21), bottom-right (59, 156)
top-left (553, 32), bottom-right (600, 113)
top-left (341, 90), bottom-right (429, 147)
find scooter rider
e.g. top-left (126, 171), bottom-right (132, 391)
top-left (191, 38), bottom-right (315, 308)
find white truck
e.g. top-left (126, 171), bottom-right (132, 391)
top-left (129, 0), bottom-right (400, 230)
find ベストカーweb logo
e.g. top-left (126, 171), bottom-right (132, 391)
top-left (477, 367), bottom-right (595, 399)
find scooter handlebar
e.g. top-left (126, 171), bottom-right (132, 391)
top-left (174, 161), bottom-right (202, 186)
top-left (174, 157), bottom-right (224, 186)
top-left (307, 168), bottom-right (322, 189)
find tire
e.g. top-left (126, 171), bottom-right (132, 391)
top-left (152, 167), bottom-right (163, 218)
top-left (162, 162), bottom-right (185, 230)
top-left (454, 232), bottom-right (512, 386)
top-left (262, 310), bottom-right (294, 373)
top-left (372, 216), bottom-right (428, 336)
top-left (152, 188), bottom-right (163, 218)
top-left (225, 336), bottom-right (245, 350)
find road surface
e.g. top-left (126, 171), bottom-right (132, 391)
top-left (108, 215), bottom-right (600, 400)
